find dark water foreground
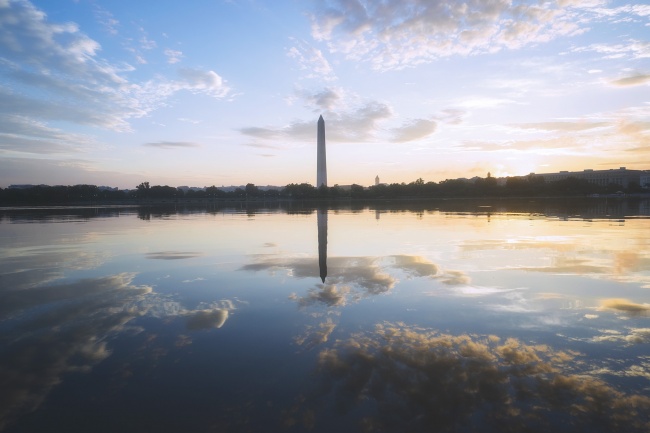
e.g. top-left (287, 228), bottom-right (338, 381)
top-left (1, 199), bottom-right (649, 432)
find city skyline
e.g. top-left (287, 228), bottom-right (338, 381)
top-left (1, 0), bottom-right (649, 189)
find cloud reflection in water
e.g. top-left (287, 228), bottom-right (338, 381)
top-left (599, 298), bottom-right (650, 316)
top-left (289, 322), bottom-right (650, 433)
top-left (0, 273), bottom-right (152, 430)
top-left (185, 308), bottom-right (229, 330)
top-left (145, 251), bottom-right (205, 260)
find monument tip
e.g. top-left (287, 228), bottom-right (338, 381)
top-left (318, 115), bottom-right (324, 122)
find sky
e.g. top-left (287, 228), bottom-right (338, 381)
top-left (0, 0), bottom-right (649, 189)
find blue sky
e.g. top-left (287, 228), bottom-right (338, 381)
top-left (1, 0), bottom-right (649, 188)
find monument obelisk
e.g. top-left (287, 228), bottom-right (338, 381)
top-left (317, 115), bottom-right (327, 187)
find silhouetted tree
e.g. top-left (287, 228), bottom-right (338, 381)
top-left (350, 184), bottom-right (365, 198)
top-left (283, 183), bottom-right (317, 199)
top-left (245, 183), bottom-right (259, 196)
top-left (136, 182), bottom-right (150, 198)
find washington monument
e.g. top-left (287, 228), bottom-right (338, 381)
top-left (317, 115), bottom-right (327, 187)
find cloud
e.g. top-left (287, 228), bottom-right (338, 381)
top-left (435, 108), bottom-right (466, 125)
top-left (248, 254), bottom-right (451, 309)
top-left (610, 73), bottom-right (650, 87)
top-left (0, 273), bottom-right (153, 429)
top-left (145, 251), bottom-right (204, 260)
top-left (176, 68), bottom-right (230, 98)
top-left (0, 0), bottom-right (230, 149)
top-left (287, 39), bottom-right (337, 81)
top-left (238, 126), bottom-right (282, 140)
top-left (572, 40), bottom-right (650, 60)
top-left (164, 49), bottom-right (183, 64)
top-left (0, 85), bottom-right (132, 132)
top-left (139, 34), bottom-right (157, 50)
top-left (257, 86), bottom-right (457, 148)
top-left (0, 134), bottom-right (78, 154)
top-left (288, 323), bottom-right (650, 432)
top-left (391, 255), bottom-right (438, 277)
top-left (513, 121), bottom-right (610, 132)
top-left (593, 328), bottom-right (650, 345)
top-left (0, 156), bottom-right (143, 188)
top-left (143, 141), bottom-right (200, 149)
top-left (0, 2), bottom-right (123, 90)
top-left (185, 309), bottom-right (229, 330)
top-left (0, 246), bottom-right (107, 299)
top-left (437, 270), bottom-right (471, 285)
top-left (242, 254), bottom-right (396, 298)
top-left (390, 118), bottom-right (437, 142)
top-left (310, 0), bottom-right (590, 70)
top-left (291, 285), bottom-right (350, 308)
top-left (0, 272), bottom-right (151, 317)
top-left (177, 117), bottom-right (200, 124)
top-left (241, 142), bottom-right (283, 150)
top-left (599, 298), bottom-right (650, 315)
top-left (297, 86), bottom-right (343, 111)
top-left (181, 277), bottom-right (206, 283)
top-left (239, 100), bottom-right (392, 143)
top-left (459, 136), bottom-right (580, 152)
top-left (294, 319), bottom-right (337, 349)
top-left (93, 4), bottom-right (119, 35)
top-left (0, 115), bottom-right (96, 155)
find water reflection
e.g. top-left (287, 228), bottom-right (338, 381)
top-left (318, 208), bottom-right (327, 283)
top-left (599, 298), bottom-right (650, 316)
top-left (145, 251), bottom-right (205, 260)
top-left (0, 273), bottom-right (152, 430)
top-left (2, 196), bottom-right (649, 223)
top-left (289, 323), bottom-right (650, 432)
top-left (1, 201), bottom-right (650, 432)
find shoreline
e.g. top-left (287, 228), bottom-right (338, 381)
top-left (1, 194), bottom-right (649, 211)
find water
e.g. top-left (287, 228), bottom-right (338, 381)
top-left (1, 200), bottom-right (649, 432)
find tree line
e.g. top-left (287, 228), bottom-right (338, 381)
top-left (0, 174), bottom-right (644, 205)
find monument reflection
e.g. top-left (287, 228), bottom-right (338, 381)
top-left (318, 207), bottom-right (327, 283)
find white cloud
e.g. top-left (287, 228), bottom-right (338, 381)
top-left (139, 34), bottom-right (157, 50)
top-left (176, 68), bottom-right (230, 97)
top-left (164, 49), bottom-right (183, 64)
top-left (310, 0), bottom-right (592, 70)
top-left (593, 328), bottom-right (650, 345)
top-left (178, 117), bottom-right (200, 124)
top-left (93, 5), bottom-right (119, 35)
top-left (0, 0), bottom-right (231, 153)
top-left (0, 1), bottom-right (124, 84)
top-left (573, 40), bottom-right (650, 59)
top-left (287, 38), bottom-right (337, 81)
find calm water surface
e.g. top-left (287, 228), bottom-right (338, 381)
top-left (1, 200), bottom-right (649, 432)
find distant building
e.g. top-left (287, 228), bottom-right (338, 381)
top-left (375, 175), bottom-right (380, 186)
top-left (640, 173), bottom-right (650, 189)
top-left (9, 184), bottom-right (47, 189)
top-left (529, 167), bottom-right (646, 188)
